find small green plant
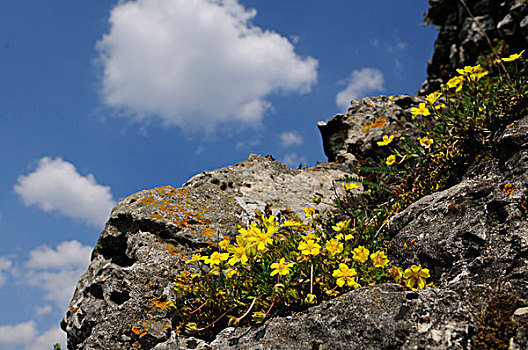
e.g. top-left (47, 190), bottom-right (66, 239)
top-left (471, 282), bottom-right (525, 349)
top-left (159, 209), bottom-right (428, 339)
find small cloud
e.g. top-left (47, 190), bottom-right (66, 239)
top-left (35, 304), bottom-right (53, 316)
top-left (22, 240), bottom-right (92, 310)
top-left (97, 0), bottom-right (318, 131)
top-left (281, 153), bottom-right (307, 168)
top-left (335, 68), bottom-right (385, 110)
top-left (0, 256), bottom-right (12, 288)
top-left (279, 131), bottom-right (303, 147)
top-left (14, 157), bottom-right (116, 227)
top-left (26, 240), bottom-right (92, 270)
top-left (26, 326), bottom-right (66, 350)
top-left (0, 321), bottom-right (37, 346)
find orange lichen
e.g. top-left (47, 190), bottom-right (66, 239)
top-left (141, 197), bottom-right (155, 206)
top-left (138, 186), bottom-right (217, 238)
top-left (151, 297), bottom-right (167, 310)
top-left (502, 182), bottom-right (519, 197)
top-left (168, 246), bottom-right (179, 256)
top-left (361, 117), bottom-right (387, 134)
top-left (131, 326), bottom-right (148, 336)
top-left (202, 227), bottom-right (216, 238)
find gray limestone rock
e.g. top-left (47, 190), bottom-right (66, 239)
top-left (317, 95), bottom-right (423, 165)
top-left (62, 155), bottom-right (351, 350)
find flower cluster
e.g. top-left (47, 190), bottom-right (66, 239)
top-left (162, 211), bottom-right (430, 337)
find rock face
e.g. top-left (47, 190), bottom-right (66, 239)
top-left (422, 0), bottom-right (528, 94)
top-left (317, 94), bottom-right (423, 164)
top-left (61, 155), bottom-right (351, 349)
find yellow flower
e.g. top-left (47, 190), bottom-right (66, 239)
top-left (403, 264), bottom-right (430, 289)
top-left (185, 253), bottom-right (204, 264)
top-left (389, 266), bottom-right (403, 282)
top-left (227, 245), bottom-right (248, 265)
top-left (426, 91), bottom-right (442, 105)
top-left (411, 103), bottom-right (431, 116)
top-left (446, 76), bottom-right (464, 92)
top-left (469, 70), bottom-right (488, 82)
top-left (301, 231), bottom-right (319, 242)
top-left (352, 245), bottom-right (369, 263)
top-left (332, 219), bottom-right (351, 232)
top-left (434, 103), bottom-right (446, 110)
top-left (386, 154), bottom-right (396, 166)
top-left (325, 238), bottom-right (344, 256)
top-left (456, 64), bottom-right (484, 76)
top-left (262, 215), bottom-right (278, 229)
top-left (377, 134), bottom-right (394, 146)
top-left (341, 182), bottom-right (360, 191)
top-left (226, 269), bottom-right (237, 278)
top-left (370, 250), bottom-right (389, 268)
top-left (418, 136), bottom-right (433, 149)
top-left (219, 239), bottom-right (230, 251)
top-left (281, 220), bottom-right (302, 227)
top-left (270, 258), bottom-right (295, 276)
top-left (332, 263), bottom-right (357, 287)
top-left (298, 239), bottom-right (321, 256)
top-left (203, 252), bottom-right (229, 267)
top-left (304, 207), bottom-right (316, 217)
top-left (501, 50), bottom-right (524, 62)
top-left (248, 230), bottom-right (273, 251)
top-left (336, 232), bottom-right (354, 241)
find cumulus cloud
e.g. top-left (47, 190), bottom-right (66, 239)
top-left (35, 304), bottom-right (53, 316)
top-left (26, 240), bottom-right (92, 270)
top-left (23, 240), bottom-right (92, 309)
top-left (0, 321), bottom-right (37, 346)
top-left (14, 157), bottom-right (115, 227)
top-left (26, 327), bottom-right (66, 350)
top-left (0, 322), bottom-right (65, 350)
top-left (0, 256), bottom-right (12, 288)
top-left (97, 0), bottom-right (318, 130)
top-left (280, 131), bottom-right (303, 147)
top-left (335, 68), bottom-right (385, 110)
top-left (282, 153), bottom-right (306, 168)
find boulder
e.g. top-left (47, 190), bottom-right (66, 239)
top-left (61, 155), bottom-right (351, 349)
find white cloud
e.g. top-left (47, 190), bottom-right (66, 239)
top-left (26, 240), bottom-right (92, 270)
top-left (23, 240), bottom-right (92, 309)
top-left (97, 0), bottom-right (318, 130)
top-left (0, 256), bottom-right (12, 288)
top-left (35, 304), bottom-right (53, 316)
top-left (280, 131), bottom-right (303, 147)
top-left (335, 68), bottom-right (385, 110)
top-left (282, 153), bottom-right (306, 168)
top-left (0, 322), bottom-right (66, 350)
top-left (26, 327), bottom-right (66, 350)
top-left (0, 321), bottom-right (37, 346)
top-left (14, 157), bottom-right (116, 227)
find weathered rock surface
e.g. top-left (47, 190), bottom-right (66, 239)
top-left (318, 95), bottom-right (423, 164)
top-left (61, 155), bottom-right (351, 350)
top-left (422, 0), bottom-right (528, 94)
top-left (210, 285), bottom-right (474, 350)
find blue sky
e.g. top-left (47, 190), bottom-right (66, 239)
top-left (0, 0), bottom-right (436, 348)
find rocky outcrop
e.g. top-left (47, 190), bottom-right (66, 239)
top-left (317, 94), bottom-right (423, 164)
top-left (61, 155), bottom-right (351, 349)
top-left (153, 115), bottom-right (527, 350)
top-left (421, 0), bottom-right (528, 94)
